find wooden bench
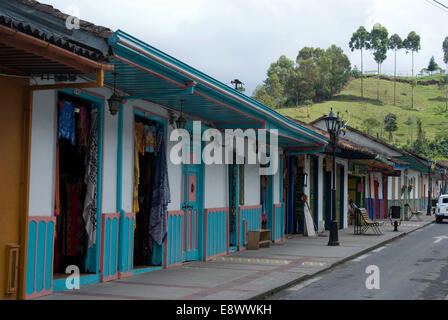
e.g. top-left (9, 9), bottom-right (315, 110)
top-left (355, 208), bottom-right (384, 235)
top-left (247, 229), bottom-right (271, 250)
top-left (404, 203), bottom-right (423, 221)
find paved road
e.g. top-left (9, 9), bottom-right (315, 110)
top-left (269, 221), bottom-right (448, 300)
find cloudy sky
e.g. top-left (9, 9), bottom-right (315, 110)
top-left (42, 0), bottom-right (448, 95)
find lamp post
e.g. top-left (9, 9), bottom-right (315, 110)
top-left (427, 159), bottom-right (433, 216)
top-left (325, 108), bottom-right (342, 246)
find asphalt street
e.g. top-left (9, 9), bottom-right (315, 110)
top-left (269, 221), bottom-right (448, 300)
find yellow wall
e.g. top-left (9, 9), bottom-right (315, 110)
top-left (0, 75), bottom-right (29, 300)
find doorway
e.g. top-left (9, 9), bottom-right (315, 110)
top-left (132, 114), bottom-right (165, 268)
top-left (53, 91), bottom-right (100, 278)
top-left (181, 150), bottom-right (202, 262)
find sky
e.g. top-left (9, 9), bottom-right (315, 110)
top-left (42, 0), bottom-right (448, 95)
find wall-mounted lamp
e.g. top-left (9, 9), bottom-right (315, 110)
top-left (107, 72), bottom-right (121, 115)
top-left (176, 99), bottom-right (187, 129)
top-left (303, 173), bottom-right (308, 187)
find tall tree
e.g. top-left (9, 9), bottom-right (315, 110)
top-left (427, 56), bottom-right (439, 75)
top-left (369, 23), bottom-right (389, 102)
top-left (384, 112), bottom-right (398, 142)
top-left (405, 116), bottom-right (414, 144)
top-left (388, 33), bottom-right (403, 105)
top-left (363, 117), bottom-right (380, 135)
top-left (349, 26), bottom-right (370, 98)
top-left (267, 55), bottom-right (295, 86)
top-left (403, 31), bottom-right (421, 109)
top-left (442, 37), bottom-right (448, 111)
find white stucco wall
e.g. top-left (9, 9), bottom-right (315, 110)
top-left (204, 164), bottom-right (228, 208)
top-left (244, 164), bottom-right (260, 206)
top-left (28, 90), bottom-right (57, 216)
top-left (166, 125), bottom-right (182, 211)
top-left (101, 100), bottom-right (118, 213)
top-left (317, 155), bottom-right (324, 231)
top-left (273, 161), bottom-right (280, 204)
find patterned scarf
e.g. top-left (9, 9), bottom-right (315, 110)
top-left (83, 109), bottom-right (98, 247)
top-left (148, 128), bottom-right (171, 245)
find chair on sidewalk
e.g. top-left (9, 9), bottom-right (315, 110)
top-left (404, 203), bottom-right (423, 221)
top-left (354, 208), bottom-right (384, 235)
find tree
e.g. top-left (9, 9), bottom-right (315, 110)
top-left (265, 74), bottom-right (284, 107)
top-left (384, 113), bottom-right (398, 142)
top-left (388, 33), bottom-right (403, 105)
top-left (427, 56), bottom-right (439, 75)
top-left (438, 75), bottom-right (448, 112)
top-left (363, 117), bottom-right (381, 135)
top-left (267, 55), bottom-right (295, 86)
top-left (405, 116), bottom-right (414, 144)
top-left (403, 31), bottom-right (421, 109)
top-left (285, 58), bottom-right (319, 106)
top-left (252, 84), bottom-right (276, 108)
top-left (369, 23), bottom-right (389, 102)
top-left (349, 26), bottom-right (370, 98)
top-left (412, 118), bottom-right (428, 155)
top-left (442, 37), bottom-right (448, 111)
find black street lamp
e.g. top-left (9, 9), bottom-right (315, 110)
top-left (427, 159), bottom-right (433, 216)
top-left (325, 108), bottom-right (342, 246)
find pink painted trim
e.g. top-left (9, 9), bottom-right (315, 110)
top-left (273, 204), bottom-right (283, 242)
top-left (165, 210), bottom-right (185, 268)
top-left (194, 209), bottom-right (197, 250)
top-left (195, 90), bottom-right (263, 123)
top-left (118, 271), bottom-right (133, 278)
top-left (133, 105), bottom-right (168, 120)
top-left (204, 209), bottom-right (208, 261)
top-left (117, 39), bottom-right (326, 144)
top-left (227, 208), bottom-right (230, 255)
top-left (100, 213), bottom-right (120, 283)
top-left (204, 208), bottom-right (230, 261)
top-left (189, 209), bottom-right (192, 251)
top-left (25, 216), bottom-right (56, 300)
top-left (125, 212), bottom-right (135, 276)
top-left (238, 205), bottom-right (262, 210)
top-left (114, 54), bottom-right (185, 88)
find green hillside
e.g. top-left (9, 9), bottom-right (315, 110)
top-left (278, 77), bottom-right (448, 146)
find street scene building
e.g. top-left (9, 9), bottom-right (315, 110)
top-left (1, 0), bottom-right (448, 301)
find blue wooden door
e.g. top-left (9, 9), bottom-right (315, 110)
top-left (182, 150), bottom-right (201, 262)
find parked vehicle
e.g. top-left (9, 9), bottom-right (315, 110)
top-left (435, 195), bottom-right (448, 223)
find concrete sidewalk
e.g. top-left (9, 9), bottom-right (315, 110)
top-left (38, 215), bottom-right (434, 300)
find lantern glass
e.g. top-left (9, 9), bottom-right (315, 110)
top-left (325, 109), bottom-right (338, 134)
top-left (107, 93), bottom-right (121, 115)
top-left (176, 116), bottom-right (186, 129)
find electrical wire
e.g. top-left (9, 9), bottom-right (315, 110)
top-left (424, 0), bottom-right (448, 13)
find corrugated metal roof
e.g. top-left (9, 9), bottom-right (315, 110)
top-left (0, 1), bottom-right (111, 63)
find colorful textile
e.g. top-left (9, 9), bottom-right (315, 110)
top-left (77, 106), bottom-right (89, 147)
top-left (82, 109), bottom-right (98, 247)
top-left (58, 99), bottom-right (76, 145)
top-left (144, 125), bottom-right (156, 153)
top-left (133, 126), bottom-right (141, 214)
top-left (135, 122), bottom-right (145, 155)
top-left (148, 128), bottom-right (171, 246)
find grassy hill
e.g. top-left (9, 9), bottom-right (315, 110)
top-left (278, 76), bottom-right (448, 147)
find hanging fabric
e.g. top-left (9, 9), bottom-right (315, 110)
top-left (148, 128), bottom-right (171, 246)
top-left (58, 99), bottom-right (76, 145)
top-left (82, 109), bottom-right (98, 247)
top-left (133, 123), bottom-right (144, 215)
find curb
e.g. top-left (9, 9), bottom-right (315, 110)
top-left (250, 219), bottom-right (434, 300)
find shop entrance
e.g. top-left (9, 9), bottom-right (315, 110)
top-left (132, 114), bottom-right (166, 268)
top-left (53, 91), bottom-right (100, 278)
top-left (228, 163), bottom-right (242, 250)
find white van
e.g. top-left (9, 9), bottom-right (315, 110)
top-left (435, 195), bottom-right (448, 223)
